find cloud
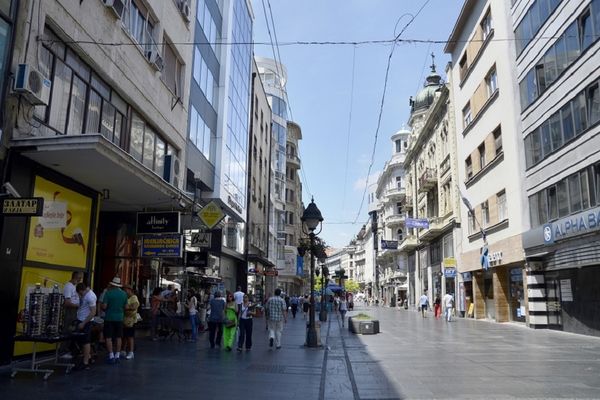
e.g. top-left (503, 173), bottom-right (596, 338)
top-left (353, 171), bottom-right (381, 191)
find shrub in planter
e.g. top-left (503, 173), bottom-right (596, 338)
top-left (348, 313), bottom-right (380, 334)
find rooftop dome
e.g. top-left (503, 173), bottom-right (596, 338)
top-left (410, 54), bottom-right (443, 112)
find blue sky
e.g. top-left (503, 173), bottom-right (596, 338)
top-left (251, 0), bottom-right (463, 248)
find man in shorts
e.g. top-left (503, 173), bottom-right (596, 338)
top-left (101, 276), bottom-right (127, 364)
top-left (74, 282), bottom-right (96, 370)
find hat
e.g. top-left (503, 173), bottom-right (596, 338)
top-left (109, 276), bottom-right (122, 287)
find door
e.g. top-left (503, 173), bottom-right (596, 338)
top-left (546, 278), bottom-right (562, 328)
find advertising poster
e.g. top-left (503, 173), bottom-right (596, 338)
top-left (26, 176), bottom-right (93, 268)
top-left (14, 266), bottom-right (72, 356)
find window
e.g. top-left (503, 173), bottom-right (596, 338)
top-left (486, 67), bottom-right (498, 96)
top-left (543, 45), bottom-right (557, 85)
top-left (580, 11), bottom-right (593, 50)
top-left (397, 229), bottom-right (403, 241)
top-left (568, 174), bottom-right (582, 212)
top-left (468, 212), bottom-right (476, 235)
top-left (459, 54), bottom-right (468, 81)
top-left (396, 176), bottom-right (402, 189)
top-left (581, 169), bottom-right (591, 209)
top-left (549, 113), bottom-right (563, 151)
top-left (541, 122), bottom-right (552, 157)
top-left (561, 102), bottom-right (575, 142)
top-left (497, 190), bottom-right (507, 221)
top-left (588, 83), bottom-right (600, 125)
top-left (565, 22), bottom-right (581, 65)
top-left (163, 40), bottom-right (183, 96)
top-left (466, 157), bottom-right (473, 179)
top-left (515, 0), bottom-right (563, 55)
top-left (481, 11), bottom-right (492, 41)
top-left (395, 139), bottom-right (402, 153)
top-left (463, 103), bottom-right (472, 127)
top-left (493, 127), bottom-right (502, 155)
top-left (557, 180), bottom-right (569, 217)
top-left (573, 91), bottom-right (588, 135)
top-left (547, 185), bottom-right (558, 220)
top-left (481, 201), bottom-right (490, 228)
top-left (396, 202), bottom-right (402, 215)
top-left (478, 144), bottom-right (486, 169)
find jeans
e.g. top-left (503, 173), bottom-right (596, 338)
top-left (208, 321), bottom-right (223, 347)
top-left (238, 318), bottom-right (253, 349)
top-left (190, 313), bottom-right (198, 341)
top-left (445, 307), bottom-right (453, 322)
top-left (268, 320), bottom-right (283, 347)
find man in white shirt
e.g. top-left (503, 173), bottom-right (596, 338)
top-left (443, 292), bottom-right (454, 322)
top-left (74, 282), bottom-right (97, 370)
top-left (233, 286), bottom-right (245, 314)
top-left (61, 271), bottom-right (83, 359)
top-left (419, 292), bottom-right (429, 318)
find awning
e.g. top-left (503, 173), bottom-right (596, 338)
top-left (11, 134), bottom-right (192, 212)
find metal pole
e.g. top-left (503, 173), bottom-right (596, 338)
top-left (320, 269), bottom-right (327, 321)
top-left (306, 232), bottom-right (318, 347)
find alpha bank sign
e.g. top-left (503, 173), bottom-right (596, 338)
top-left (543, 206), bottom-right (600, 244)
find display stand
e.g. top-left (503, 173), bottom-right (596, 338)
top-left (11, 335), bottom-right (75, 379)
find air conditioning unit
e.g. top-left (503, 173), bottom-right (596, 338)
top-left (102, 0), bottom-right (125, 19)
top-left (179, 0), bottom-right (191, 22)
top-left (163, 154), bottom-right (182, 188)
top-left (14, 64), bottom-right (51, 106)
top-left (146, 50), bottom-right (164, 72)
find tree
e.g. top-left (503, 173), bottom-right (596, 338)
top-left (344, 279), bottom-right (360, 294)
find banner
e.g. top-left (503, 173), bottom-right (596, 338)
top-left (26, 176), bottom-right (93, 268)
top-left (296, 256), bottom-right (304, 276)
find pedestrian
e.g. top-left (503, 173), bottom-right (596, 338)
top-left (290, 295), bottom-right (299, 319)
top-left (339, 294), bottom-right (348, 327)
top-left (443, 292), bottom-right (454, 322)
top-left (303, 295), bottom-right (310, 319)
top-left (150, 287), bottom-right (163, 341)
top-left (72, 282), bottom-right (96, 371)
top-left (265, 288), bottom-right (287, 349)
top-left (61, 271), bottom-right (83, 360)
top-left (434, 295), bottom-right (441, 319)
top-left (208, 291), bottom-right (225, 348)
top-left (101, 276), bottom-right (128, 364)
top-left (419, 292), bottom-right (429, 318)
top-left (234, 286), bottom-right (245, 314)
top-left (223, 292), bottom-right (238, 351)
top-left (237, 295), bottom-right (254, 351)
top-left (185, 289), bottom-right (198, 342)
top-left (122, 284), bottom-right (139, 360)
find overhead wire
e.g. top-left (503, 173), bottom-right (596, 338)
top-left (352, 0), bottom-right (432, 224)
top-left (341, 45), bottom-right (357, 215)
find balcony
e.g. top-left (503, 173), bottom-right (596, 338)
top-left (418, 168), bottom-right (437, 193)
top-left (404, 194), bottom-right (414, 209)
top-left (398, 235), bottom-right (418, 252)
top-left (385, 213), bottom-right (405, 226)
top-left (286, 153), bottom-right (301, 168)
top-left (385, 187), bottom-right (405, 201)
top-left (419, 216), bottom-right (452, 241)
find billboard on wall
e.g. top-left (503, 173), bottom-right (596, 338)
top-left (26, 176), bottom-right (93, 268)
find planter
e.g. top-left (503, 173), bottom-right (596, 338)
top-left (348, 316), bottom-right (380, 334)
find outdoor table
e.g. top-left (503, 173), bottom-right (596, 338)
top-left (11, 334), bottom-right (77, 379)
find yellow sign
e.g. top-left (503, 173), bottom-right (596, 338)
top-left (26, 176), bottom-right (93, 268)
top-left (443, 257), bottom-right (457, 267)
top-left (198, 201), bottom-right (225, 229)
top-left (1, 198), bottom-right (44, 216)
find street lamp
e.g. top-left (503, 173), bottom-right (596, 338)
top-left (320, 265), bottom-right (329, 322)
top-left (301, 197), bottom-right (323, 348)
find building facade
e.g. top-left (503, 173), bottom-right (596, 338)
top-left (446, 0), bottom-right (528, 323)
top-left (515, 0), bottom-right (600, 336)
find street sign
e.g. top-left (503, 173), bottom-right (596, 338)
top-left (137, 211), bottom-right (180, 234)
top-left (1, 197), bottom-right (44, 216)
top-left (186, 251), bottom-right (208, 267)
top-left (405, 218), bottom-right (429, 229)
top-left (198, 201), bottom-right (225, 229)
top-left (190, 231), bottom-right (211, 248)
top-left (141, 234), bottom-right (182, 257)
top-left (381, 239), bottom-right (398, 249)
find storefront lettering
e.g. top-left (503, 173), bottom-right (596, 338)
top-left (544, 207), bottom-right (600, 244)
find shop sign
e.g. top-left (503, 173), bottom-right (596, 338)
top-left (381, 239), bottom-right (398, 250)
top-left (1, 197), bottom-right (44, 216)
top-left (462, 272), bottom-right (472, 282)
top-left (406, 218), bottom-right (429, 229)
top-left (444, 267), bottom-right (456, 278)
top-left (186, 251), bottom-right (208, 267)
top-left (190, 231), bottom-right (211, 248)
top-left (488, 251), bottom-right (503, 263)
top-left (137, 211), bottom-right (180, 234)
top-left (198, 201), bottom-right (225, 229)
top-left (443, 257), bottom-right (457, 267)
top-left (141, 234), bottom-right (182, 257)
top-left (543, 206), bottom-right (600, 244)
top-left (264, 270), bottom-right (278, 276)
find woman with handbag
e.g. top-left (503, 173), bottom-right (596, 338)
top-left (222, 292), bottom-right (238, 351)
top-left (237, 295), bottom-right (254, 351)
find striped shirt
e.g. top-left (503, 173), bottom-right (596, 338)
top-left (266, 296), bottom-right (287, 321)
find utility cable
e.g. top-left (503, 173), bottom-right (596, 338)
top-left (341, 45), bottom-right (357, 214)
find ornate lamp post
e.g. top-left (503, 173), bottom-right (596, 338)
top-left (320, 264), bottom-right (328, 322)
top-left (301, 197), bottom-right (323, 347)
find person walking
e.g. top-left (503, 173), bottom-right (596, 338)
top-left (237, 295), bottom-right (254, 351)
top-left (339, 295), bottom-right (348, 327)
top-left (207, 291), bottom-right (225, 348)
top-left (61, 271), bottom-right (83, 359)
top-left (101, 277), bottom-right (128, 364)
top-left (302, 295), bottom-right (310, 320)
top-left (72, 282), bottom-right (96, 371)
top-left (185, 289), bottom-right (198, 342)
top-left (150, 288), bottom-right (163, 341)
top-left (434, 295), bottom-right (441, 319)
top-left (233, 286), bottom-right (245, 314)
top-left (443, 292), bottom-right (454, 322)
top-left (419, 292), bottom-right (429, 318)
top-left (223, 292), bottom-right (238, 351)
top-left (122, 284), bottom-right (139, 360)
top-left (265, 288), bottom-right (287, 349)
top-left (290, 295), bottom-right (299, 319)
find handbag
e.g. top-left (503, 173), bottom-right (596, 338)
top-left (223, 318), bottom-right (236, 328)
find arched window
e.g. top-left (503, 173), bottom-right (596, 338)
top-left (397, 229), bottom-right (403, 241)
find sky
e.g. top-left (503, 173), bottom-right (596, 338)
top-left (251, 0), bottom-right (463, 249)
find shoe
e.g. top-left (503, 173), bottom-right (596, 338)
top-left (236, 347), bottom-right (242, 352)
top-left (269, 338), bottom-right (274, 347)
top-left (120, 351), bottom-right (127, 357)
top-left (106, 357), bottom-right (116, 365)
top-left (60, 353), bottom-right (74, 360)
top-left (126, 352), bottom-right (134, 360)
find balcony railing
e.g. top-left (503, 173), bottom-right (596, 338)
top-left (398, 235), bottom-right (418, 252)
top-left (385, 187), bottom-right (406, 200)
top-left (418, 168), bottom-right (437, 192)
top-left (385, 213), bottom-right (405, 226)
top-left (286, 153), bottom-right (301, 167)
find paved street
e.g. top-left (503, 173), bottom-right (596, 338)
top-left (1, 307), bottom-right (600, 399)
